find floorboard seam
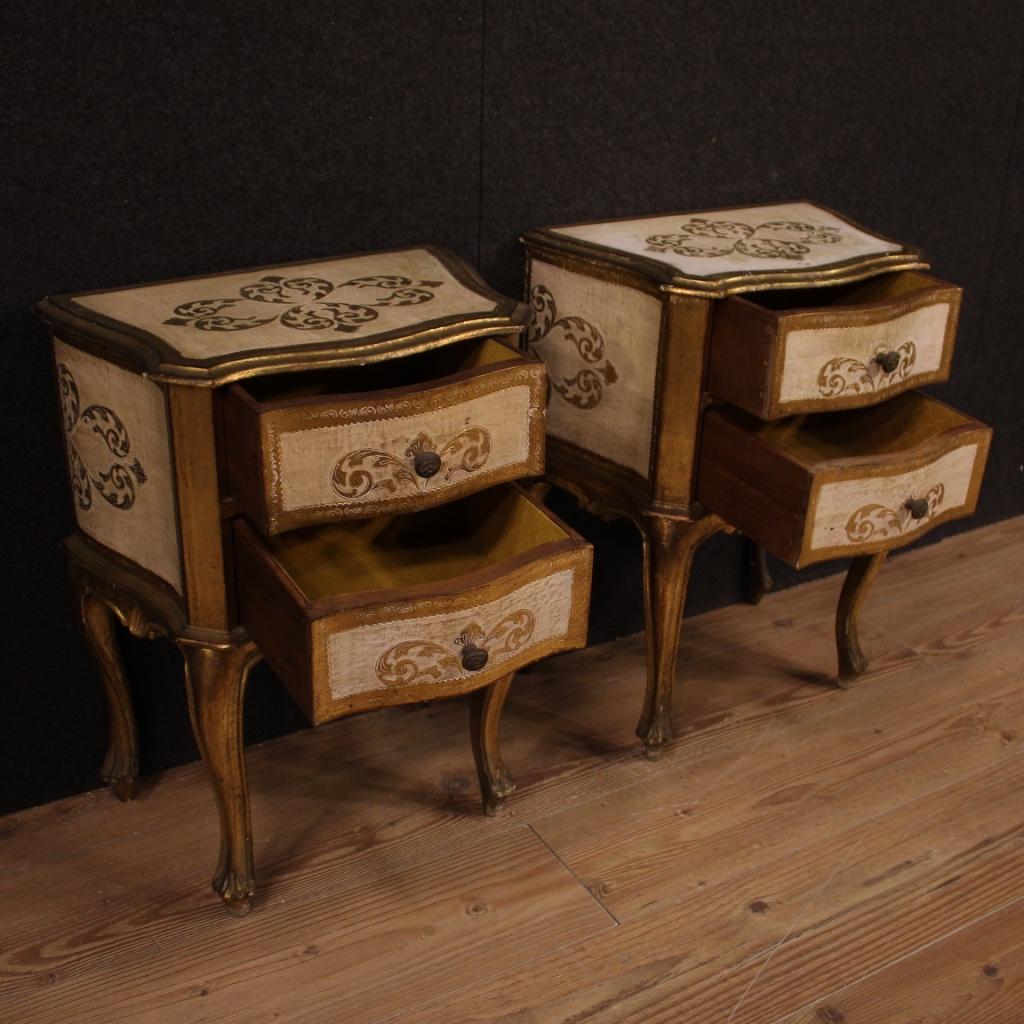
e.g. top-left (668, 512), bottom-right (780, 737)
top-left (527, 822), bottom-right (621, 927)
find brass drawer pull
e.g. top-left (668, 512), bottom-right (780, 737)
top-left (873, 350), bottom-right (902, 374)
top-left (413, 450), bottom-right (442, 479)
top-left (904, 497), bottom-right (930, 520)
top-left (460, 643), bottom-right (489, 671)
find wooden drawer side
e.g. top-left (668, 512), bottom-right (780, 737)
top-left (697, 409), bottom-right (812, 564)
top-left (222, 384), bottom-right (272, 535)
top-left (232, 518), bottom-right (315, 720)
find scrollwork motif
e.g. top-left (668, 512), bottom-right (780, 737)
top-left (646, 218), bottom-right (841, 261)
top-left (58, 364), bottom-right (147, 512)
top-left (844, 483), bottom-right (945, 543)
top-left (375, 610), bottom-right (536, 686)
top-left (163, 274), bottom-right (445, 333)
top-left (330, 450), bottom-right (417, 499)
top-left (527, 284), bottom-right (618, 409)
top-left (818, 341), bottom-right (917, 399)
top-left (330, 427), bottom-right (492, 499)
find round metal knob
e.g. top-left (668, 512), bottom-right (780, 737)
top-left (460, 644), bottom-right (489, 671)
top-left (905, 497), bottom-right (929, 520)
top-left (413, 450), bottom-right (442, 479)
top-left (874, 350), bottom-right (901, 374)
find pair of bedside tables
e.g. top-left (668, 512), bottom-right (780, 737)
top-left (40, 202), bottom-right (991, 913)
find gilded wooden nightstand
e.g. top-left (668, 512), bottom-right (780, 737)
top-left (522, 202), bottom-right (991, 753)
top-left (38, 247), bottom-right (593, 914)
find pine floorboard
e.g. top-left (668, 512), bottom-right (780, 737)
top-left (1, 516), bottom-right (1021, 1023)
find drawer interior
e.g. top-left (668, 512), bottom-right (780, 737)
top-left (239, 337), bottom-right (521, 405)
top-left (739, 270), bottom-right (946, 314)
top-left (719, 391), bottom-right (977, 467)
top-left (250, 488), bottom-right (570, 602)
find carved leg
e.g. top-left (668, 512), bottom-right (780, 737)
top-left (180, 638), bottom-right (261, 916)
top-left (469, 672), bottom-right (517, 815)
top-left (836, 552), bottom-right (888, 688)
top-left (638, 514), bottom-right (724, 757)
top-left (78, 591), bottom-right (139, 802)
top-left (743, 538), bottom-right (774, 605)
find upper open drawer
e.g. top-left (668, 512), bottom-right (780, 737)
top-left (707, 271), bottom-right (961, 419)
top-left (223, 337), bottom-right (546, 534)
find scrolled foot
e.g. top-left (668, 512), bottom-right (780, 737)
top-left (481, 768), bottom-right (517, 816)
top-left (108, 776), bottom-right (137, 802)
top-left (637, 707), bottom-right (674, 760)
top-left (213, 867), bottom-right (254, 917)
top-left (837, 644), bottom-right (869, 689)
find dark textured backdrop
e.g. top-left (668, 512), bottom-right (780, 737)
top-left (2, 1), bottom-right (1021, 814)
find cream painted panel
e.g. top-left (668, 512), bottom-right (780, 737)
top-left (324, 568), bottom-right (576, 699)
top-left (74, 249), bottom-right (497, 360)
top-left (54, 339), bottom-right (182, 593)
top-left (779, 301), bottom-right (951, 404)
top-left (554, 202), bottom-right (896, 279)
top-left (809, 443), bottom-right (979, 553)
top-left (528, 260), bottom-right (660, 478)
top-left (273, 384), bottom-right (532, 514)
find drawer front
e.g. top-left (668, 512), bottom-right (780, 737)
top-left (311, 551), bottom-right (590, 720)
top-left (779, 298), bottom-right (956, 411)
top-left (708, 273), bottom-right (961, 419)
top-left (230, 359), bottom-right (546, 532)
top-left (806, 438), bottom-right (987, 561)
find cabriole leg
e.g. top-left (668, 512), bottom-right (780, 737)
top-left (78, 590), bottom-right (139, 802)
top-left (469, 672), bottom-right (516, 815)
top-left (836, 551), bottom-right (888, 688)
top-left (638, 514), bottom-right (723, 757)
top-left (180, 638), bottom-right (261, 916)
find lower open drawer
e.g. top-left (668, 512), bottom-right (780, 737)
top-left (233, 486), bottom-right (592, 723)
top-left (698, 391), bottom-right (991, 568)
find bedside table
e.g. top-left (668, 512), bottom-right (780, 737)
top-left (521, 202), bottom-right (991, 753)
top-left (38, 247), bottom-right (593, 914)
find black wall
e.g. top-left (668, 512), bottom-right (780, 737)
top-left (2, 1), bottom-right (1022, 814)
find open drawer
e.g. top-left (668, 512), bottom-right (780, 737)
top-left (223, 338), bottom-right (546, 533)
top-left (698, 391), bottom-right (991, 568)
top-left (233, 486), bottom-right (592, 724)
top-left (707, 271), bottom-right (962, 419)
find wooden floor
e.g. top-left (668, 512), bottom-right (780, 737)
top-left (2, 517), bottom-right (1023, 1024)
